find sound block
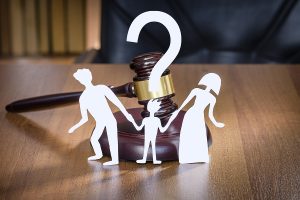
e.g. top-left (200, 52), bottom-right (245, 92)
top-left (98, 108), bottom-right (212, 161)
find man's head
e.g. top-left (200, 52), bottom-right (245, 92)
top-left (73, 68), bottom-right (92, 85)
top-left (147, 99), bottom-right (161, 114)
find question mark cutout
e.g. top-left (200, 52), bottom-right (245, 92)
top-left (127, 11), bottom-right (182, 92)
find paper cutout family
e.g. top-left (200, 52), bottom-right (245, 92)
top-left (69, 11), bottom-right (224, 166)
top-left (68, 69), bottom-right (224, 165)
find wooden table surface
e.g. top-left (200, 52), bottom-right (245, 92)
top-left (0, 63), bottom-right (299, 199)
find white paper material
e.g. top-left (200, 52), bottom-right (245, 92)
top-left (68, 11), bottom-right (225, 166)
top-left (68, 69), bottom-right (134, 165)
top-left (127, 11), bottom-right (181, 92)
top-left (170, 73), bottom-right (225, 164)
top-left (129, 100), bottom-right (169, 164)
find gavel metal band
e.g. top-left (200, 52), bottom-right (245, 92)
top-left (133, 74), bottom-right (175, 101)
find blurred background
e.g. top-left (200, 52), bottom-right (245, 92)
top-left (1, 0), bottom-right (300, 64)
top-left (0, 0), bottom-right (100, 59)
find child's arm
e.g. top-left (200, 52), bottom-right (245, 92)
top-left (158, 119), bottom-right (168, 133)
top-left (158, 88), bottom-right (197, 133)
top-left (131, 120), bottom-right (145, 131)
top-left (160, 114), bottom-right (177, 133)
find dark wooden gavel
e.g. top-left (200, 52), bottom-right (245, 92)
top-left (5, 83), bottom-right (136, 112)
top-left (6, 52), bottom-right (176, 123)
top-left (6, 52), bottom-right (211, 161)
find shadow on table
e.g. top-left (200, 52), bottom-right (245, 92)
top-left (3, 113), bottom-right (209, 197)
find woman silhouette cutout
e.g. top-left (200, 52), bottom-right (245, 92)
top-left (169, 73), bottom-right (224, 164)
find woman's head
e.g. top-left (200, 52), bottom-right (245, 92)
top-left (147, 99), bottom-right (161, 114)
top-left (73, 68), bottom-right (92, 85)
top-left (198, 73), bottom-right (221, 95)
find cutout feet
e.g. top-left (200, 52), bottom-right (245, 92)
top-left (136, 160), bottom-right (162, 164)
top-left (153, 160), bottom-right (162, 164)
top-left (88, 154), bottom-right (103, 161)
top-left (103, 160), bottom-right (119, 166)
top-left (136, 159), bottom-right (146, 164)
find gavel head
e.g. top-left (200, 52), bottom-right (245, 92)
top-left (130, 52), bottom-right (178, 125)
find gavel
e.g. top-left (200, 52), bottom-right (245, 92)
top-left (6, 52), bottom-right (211, 161)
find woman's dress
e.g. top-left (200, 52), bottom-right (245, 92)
top-left (179, 89), bottom-right (212, 163)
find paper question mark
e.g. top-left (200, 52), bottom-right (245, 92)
top-left (127, 11), bottom-right (182, 92)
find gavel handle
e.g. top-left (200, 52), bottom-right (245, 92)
top-left (5, 83), bottom-right (135, 113)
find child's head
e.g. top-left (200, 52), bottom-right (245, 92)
top-left (147, 99), bottom-right (161, 114)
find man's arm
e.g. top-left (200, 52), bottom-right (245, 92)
top-left (68, 100), bottom-right (88, 133)
top-left (102, 85), bottom-right (133, 121)
top-left (132, 120), bottom-right (145, 131)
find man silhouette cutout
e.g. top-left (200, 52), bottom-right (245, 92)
top-left (68, 68), bottom-right (134, 166)
top-left (130, 99), bottom-right (169, 164)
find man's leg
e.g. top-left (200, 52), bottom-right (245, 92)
top-left (103, 121), bottom-right (119, 166)
top-left (88, 125), bottom-right (105, 161)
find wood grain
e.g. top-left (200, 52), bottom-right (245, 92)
top-left (0, 63), bottom-right (299, 199)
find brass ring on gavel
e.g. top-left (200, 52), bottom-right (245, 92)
top-left (133, 74), bottom-right (175, 101)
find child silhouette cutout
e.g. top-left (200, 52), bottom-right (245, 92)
top-left (130, 99), bottom-right (169, 164)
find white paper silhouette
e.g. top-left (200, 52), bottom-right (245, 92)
top-left (129, 99), bottom-right (169, 164)
top-left (169, 73), bottom-right (225, 164)
top-left (127, 11), bottom-right (181, 92)
top-left (68, 69), bottom-right (134, 166)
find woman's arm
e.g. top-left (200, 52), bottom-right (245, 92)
top-left (159, 89), bottom-right (198, 132)
top-left (167, 88), bottom-right (197, 122)
top-left (177, 88), bottom-right (197, 112)
top-left (208, 98), bottom-right (225, 128)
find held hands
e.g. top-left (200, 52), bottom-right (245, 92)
top-left (125, 113), bottom-right (144, 131)
top-left (160, 110), bottom-right (180, 133)
top-left (126, 113), bottom-right (141, 130)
